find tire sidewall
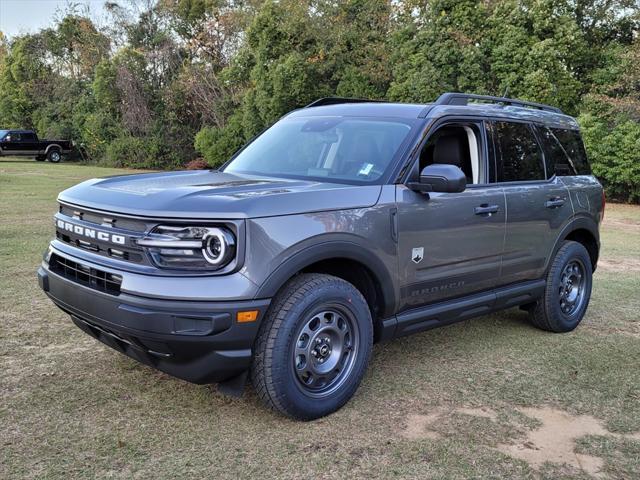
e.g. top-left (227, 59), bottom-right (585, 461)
top-left (48, 150), bottom-right (61, 162)
top-left (545, 242), bottom-right (593, 331)
top-left (269, 280), bottom-right (372, 419)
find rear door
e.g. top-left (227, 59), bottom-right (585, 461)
top-left (488, 121), bottom-right (572, 286)
top-left (20, 131), bottom-right (40, 154)
top-left (396, 120), bottom-right (506, 312)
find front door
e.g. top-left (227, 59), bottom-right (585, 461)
top-left (0, 131), bottom-right (21, 154)
top-left (396, 120), bottom-right (506, 312)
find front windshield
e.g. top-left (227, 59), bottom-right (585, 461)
top-left (223, 116), bottom-right (415, 183)
top-left (0, 130), bottom-right (8, 140)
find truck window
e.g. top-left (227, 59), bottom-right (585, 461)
top-left (419, 123), bottom-right (482, 184)
top-left (536, 126), bottom-right (575, 176)
top-left (492, 121), bottom-right (545, 182)
top-left (22, 132), bottom-right (37, 141)
top-left (550, 128), bottom-right (591, 175)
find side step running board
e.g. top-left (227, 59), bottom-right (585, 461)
top-left (392, 279), bottom-right (545, 338)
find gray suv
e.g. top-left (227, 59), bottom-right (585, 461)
top-left (38, 93), bottom-right (604, 420)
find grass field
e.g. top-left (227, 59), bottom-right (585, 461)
top-left (1, 158), bottom-right (639, 479)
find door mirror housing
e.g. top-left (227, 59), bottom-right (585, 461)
top-left (409, 164), bottom-right (467, 193)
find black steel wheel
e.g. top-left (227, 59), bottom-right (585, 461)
top-left (252, 274), bottom-right (373, 420)
top-left (558, 259), bottom-right (588, 316)
top-left (293, 307), bottom-right (359, 398)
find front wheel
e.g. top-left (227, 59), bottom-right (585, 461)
top-left (530, 241), bottom-right (593, 332)
top-left (251, 274), bottom-right (373, 420)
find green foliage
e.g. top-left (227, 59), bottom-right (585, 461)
top-left (0, 1), bottom-right (638, 201)
top-left (194, 113), bottom-right (245, 167)
top-left (579, 114), bottom-right (640, 203)
top-left (104, 135), bottom-right (182, 169)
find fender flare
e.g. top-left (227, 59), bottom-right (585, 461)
top-left (546, 214), bottom-right (600, 272)
top-left (254, 241), bottom-right (397, 317)
top-left (45, 144), bottom-right (62, 154)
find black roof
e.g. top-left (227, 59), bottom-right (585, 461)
top-left (292, 92), bottom-right (578, 129)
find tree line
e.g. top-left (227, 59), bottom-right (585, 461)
top-left (0, 0), bottom-right (638, 201)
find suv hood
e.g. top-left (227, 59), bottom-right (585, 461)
top-left (58, 170), bottom-right (382, 219)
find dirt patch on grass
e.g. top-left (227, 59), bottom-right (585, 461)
top-left (597, 258), bottom-right (640, 273)
top-left (402, 412), bottom-right (445, 440)
top-left (603, 217), bottom-right (640, 229)
top-left (498, 407), bottom-right (609, 477)
top-left (401, 406), bottom-right (640, 478)
top-left (400, 406), bottom-right (497, 440)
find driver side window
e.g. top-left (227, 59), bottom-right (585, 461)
top-left (419, 123), bottom-right (482, 185)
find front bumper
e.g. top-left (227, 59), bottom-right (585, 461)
top-left (38, 258), bottom-right (271, 384)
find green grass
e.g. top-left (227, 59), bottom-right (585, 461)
top-left (1, 158), bottom-right (639, 479)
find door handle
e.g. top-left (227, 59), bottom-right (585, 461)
top-left (474, 204), bottom-right (499, 215)
top-left (545, 198), bottom-right (565, 209)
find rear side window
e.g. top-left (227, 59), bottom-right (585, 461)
top-left (22, 132), bottom-right (36, 141)
top-left (550, 128), bottom-right (591, 175)
top-left (492, 121), bottom-right (545, 182)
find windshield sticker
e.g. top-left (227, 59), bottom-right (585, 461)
top-left (358, 163), bottom-right (374, 176)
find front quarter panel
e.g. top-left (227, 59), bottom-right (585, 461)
top-left (245, 185), bottom-right (399, 316)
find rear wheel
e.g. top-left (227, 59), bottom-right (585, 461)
top-left (251, 274), bottom-right (373, 420)
top-left (530, 241), bottom-right (593, 332)
top-left (47, 149), bottom-right (61, 163)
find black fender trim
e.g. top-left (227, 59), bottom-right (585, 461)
top-left (254, 241), bottom-right (397, 319)
top-left (547, 215), bottom-right (600, 272)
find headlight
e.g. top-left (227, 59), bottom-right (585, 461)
top-left (137, 225), bottom-right (236, 270)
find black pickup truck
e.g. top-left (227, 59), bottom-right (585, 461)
top-left (0, 129), bottom-right (72, 162)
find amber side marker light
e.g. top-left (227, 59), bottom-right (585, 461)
top-left (237, 310), bottom-right (259, 323)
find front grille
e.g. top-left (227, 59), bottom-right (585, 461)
top-left (55, 204), bottom-right (151, 265)
top-left (49, 254), bottom-right (122, 295)
top-left (55, 231), bottom-right (144, 262)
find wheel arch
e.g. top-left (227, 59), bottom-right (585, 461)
top-left (45, 144), bottom-right (62, 154)
top-left (255, 242), bottom-right (397, 341)
top-left (550, 216), bottom-right (600, 272)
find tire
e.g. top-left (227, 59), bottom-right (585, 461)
top-left (530, 241), bottom-right (593, 332)
top-left (47, 149), bottom-right (61, 163)
top-left (251, 273), bottom-right (373, 420)
top-left (35, 155), bottom-right (46, 161)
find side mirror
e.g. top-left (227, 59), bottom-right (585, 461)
top-left (409, 164), bottom-right (467, 193)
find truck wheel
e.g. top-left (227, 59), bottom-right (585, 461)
top-left (252, 273), bottom-right (373, 420)
top-left (47, 149), bottom-right (61, 163)
top-left (36, 155), bottom-right (46, 161)
top-left (530, 241), bottom-right (593, 333)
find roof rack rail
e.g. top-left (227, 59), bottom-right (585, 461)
top-left (305, 97), bottom-right (383, 108)
top-left (435, 92), bottom-right (562, 114)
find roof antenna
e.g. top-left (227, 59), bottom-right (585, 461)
top-left (502, 84), bottom-right (510, 99)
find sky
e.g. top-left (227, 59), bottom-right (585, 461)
top-left (0, 0), bottom-right (109, 38)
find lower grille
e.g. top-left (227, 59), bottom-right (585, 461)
top-left (49, 254), bottom-right (122, 295)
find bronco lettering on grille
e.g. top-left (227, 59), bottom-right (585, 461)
top-left (56, 218), bottom-right (125, 245)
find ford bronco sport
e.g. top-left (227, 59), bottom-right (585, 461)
top-left (38, 93), bottom-right (604, 420)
